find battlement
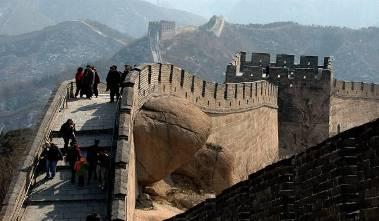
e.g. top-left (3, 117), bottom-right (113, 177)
top-left (332, 79), bottom-right (379, 99)
top-left (226, 52), bottom-right (333, 85)
top-left (148, 20), bottom-right (176, 40)
top-left (132, 63), bottom-right (278, 114)
top-left (231, 51), bottom-right (332, 69)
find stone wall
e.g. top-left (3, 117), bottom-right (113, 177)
top-left (115, 63), bottom-right (279, 219)
top-left (225, 52), bottom-right (333, 156)
top-left (135, 63), bottom-right (279, 189)
top-left (330, 79), bottom-right (379, 136)
top-left (166, 118), bottom-right (379, 221)
top-left (148, 20), bottom-right (176, 41)
top-left (207, 107), bottom-right (278, 187)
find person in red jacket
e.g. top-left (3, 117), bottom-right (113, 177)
top-left (75, 67), bottom-right (84, 98)
top-left (67, 142), bottom-right (82, 184)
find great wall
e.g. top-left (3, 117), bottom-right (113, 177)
top-left (1, 45), bottom-right (379, 220)
top-left (226, 52), bottom-right (379, 156)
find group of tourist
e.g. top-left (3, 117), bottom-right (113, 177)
top-left (75, 64), bottom-right (132, 103)
top-left (36, 64), bottom-right (135, 220)
top-left (40, 119), bottom-right (110, 190)
top-left (75, 65), bottom-right (100, 99)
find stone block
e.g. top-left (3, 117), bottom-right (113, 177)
top-left (111, 199), bottom-right (126, 221)
top-left (115, 140), bottom-right (130, 165)
top-left (118, 113), bottom-right (131, 138)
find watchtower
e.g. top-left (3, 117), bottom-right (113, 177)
top-left (226, 52), bottom-right (334, 156)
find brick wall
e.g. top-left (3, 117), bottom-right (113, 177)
top-left (226, 52), bottom-right (333, 156)
top-left (134, 63), bottom-right (279, 190)
top-left (116, 63), bottom-right (279, 218)
top-left (330, 79), bottom-right (379, 136)
top-left (166, 118), bottom-right (379, 221)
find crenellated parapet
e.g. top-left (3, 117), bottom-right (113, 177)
top-left (226, 51), bottom-right (334, 154)
top-left (226, 51), bottom-right (333, 86)
top-left (116, 63), bottom-right (279, 219)
top-left (133, 63), bottom-right (278, 114)
top-left (148, 20), bottom-right (176, 40)
top-left (332, 79), bottom-right (379, 99)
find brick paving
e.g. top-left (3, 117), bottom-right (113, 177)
top-left (22, 94), bottom-right (116, 221)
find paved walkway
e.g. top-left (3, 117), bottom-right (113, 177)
top-left (22, 94), bottom-right (116, 221)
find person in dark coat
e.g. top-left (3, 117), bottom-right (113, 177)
top-left (83, 65), bottom-right (95, 99)
top-left (97, 150), bottom-right (110, 190)
top-left (106, 65), bottom-right (121, 103)
top-left (59, 119), bottom-right (76, 155)
top-left (93, 68), bottom-right (100, 98)
top-left (75, 67), bottom-right (84, 98)
top-left (67, 142), bottom-right (81, 183)
top-left (86, 140), bottom-right (99, 184)
top-left (41, 142), bottom-right (63, 179)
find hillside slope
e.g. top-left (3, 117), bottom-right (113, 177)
top-left (112, 19), bottom-right (379, 83)
top-left (0, 20), bottom-right (129, 130)
top-left (0, 0), bottom-right (205, 37)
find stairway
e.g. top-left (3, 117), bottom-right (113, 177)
top-left (21, 94), bottom-right (117, 221)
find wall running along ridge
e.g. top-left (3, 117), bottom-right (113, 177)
top-left (166, 118), bottom-right (379, 221)
top-left (330, 79), bottom-right (379, 136)
top-left (225, 51), bottom-right (379, 157)
top-left (114, 63), bottom-right (279, 219)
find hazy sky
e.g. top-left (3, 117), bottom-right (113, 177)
top-left (144, 0), bottom-right (379, 28)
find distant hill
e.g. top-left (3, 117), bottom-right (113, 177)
top-left (227, 0), bottom-right (379, 28)
top-left (112, 19), bottom-right (379, 83)
top-left (0, 20), bottom-right (130, 130)
top-left (0, 0), bottom-right (205, 37)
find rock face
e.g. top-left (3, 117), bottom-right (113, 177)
top-left (134, 95), bottom-right (211, 185)
top-left (175, 143), bottom-right (234, 194)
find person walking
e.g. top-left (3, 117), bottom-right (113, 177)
top-left (86, 140), bottom-right (99, 184)
top-left (93, 67), bottom-right (100, 98)
top-left (75, 67), bottom-right (84, 98)
top-left (106, 65), bottom-right (121, 103)
top-left (83, 65), bottom-right (95, 99)
top-left (59, 119), bottom-right (76, 155)
top-left (75, 157), bottom-right (88, 187)
top-left (97, 150), bottom-right (110, 190)
top-left (67, 142), bottom-right (81, 183)
top-left (41, 142), bottom-right (63, 179)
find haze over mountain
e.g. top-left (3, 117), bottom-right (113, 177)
top-left (146, 0), bottom-right (379, 29)
top-left (112, 18), bottom-right (379, 83)
top-left (0, 20), bottom-right (130, 130)
top-left (0, 0), bottom-right (205, 37)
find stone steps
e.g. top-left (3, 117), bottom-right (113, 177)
top-left (22, 93), bottom-right (115, 221)
top-left (51, 134), bottom-right (113, 148)
top-left (22, 201), bottom-right (107, 221)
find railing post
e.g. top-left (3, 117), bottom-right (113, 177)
top-left (66, 88), bottom-right (69, 108)
top-left (70, 82), bottom-right (74, 98)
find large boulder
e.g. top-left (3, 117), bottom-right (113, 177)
top-left (134, 95), bottom-right (211, 185)
top-left (175, 143), bottom-right (234, 194)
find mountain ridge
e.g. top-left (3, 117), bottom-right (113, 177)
top-left (0, 0), bottom-right (205, 37)
top-left (112, 19), bottom-right (379, 83)
top-left (0, 20), bottom-right (130, 130)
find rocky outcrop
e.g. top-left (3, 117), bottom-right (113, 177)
top-left (134, 95), bottom-right (212, 185)
top-left (175, 143), bottom-right (234, 194)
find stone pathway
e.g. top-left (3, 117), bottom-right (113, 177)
top-left (22, 94), bottom-right (116, 221)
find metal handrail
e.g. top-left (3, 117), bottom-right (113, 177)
top-left (0, 81), bottom-right (73, 221)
